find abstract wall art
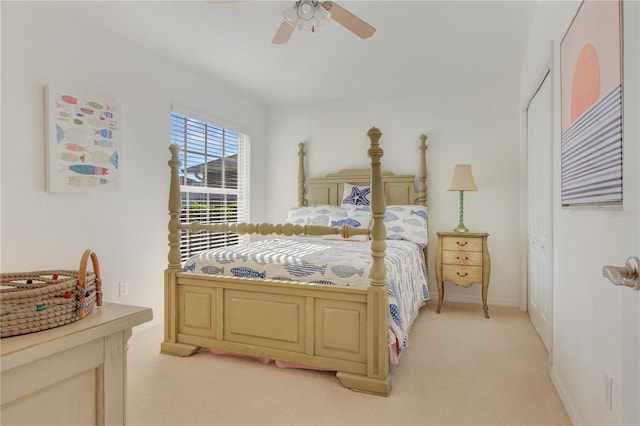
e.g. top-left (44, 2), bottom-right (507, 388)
top-left (45, 85), bottom-right (121, 192)
top-left (560, 0), bottom-right (622, 206)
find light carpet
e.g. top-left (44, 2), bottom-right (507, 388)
top-left (126, 301), bottom-right (571, 425)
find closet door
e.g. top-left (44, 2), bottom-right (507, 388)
top-left (526, 71), bottom-right (552, 351)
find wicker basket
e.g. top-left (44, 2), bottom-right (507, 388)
top-left (1, 249), bottom-right (103, 338)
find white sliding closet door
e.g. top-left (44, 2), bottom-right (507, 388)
top-left (526, 71), bottom-right (553, 351)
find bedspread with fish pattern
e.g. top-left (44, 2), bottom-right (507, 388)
top-left (183, 236), bottom-right (429, 360)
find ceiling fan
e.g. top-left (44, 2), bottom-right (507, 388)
top-left (271, 1), bottom-right (376, 44)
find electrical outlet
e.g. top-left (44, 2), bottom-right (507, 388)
top-left (603, 373), bottom-right (613, 410)
top-left (119, 281), bottom-right (129, 297)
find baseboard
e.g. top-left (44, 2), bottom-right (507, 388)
top-left (438, 293), bottom-right (520, 308)
top-left (550, 365), bottom-right (582, 425)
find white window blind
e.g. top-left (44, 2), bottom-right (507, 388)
top-left (170, 110), bottom-right (251, 262)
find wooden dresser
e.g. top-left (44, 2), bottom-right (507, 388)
top-left (435, 231), bottom-right (491, 318)
top-left (1, 303), bottom-right (152, 426)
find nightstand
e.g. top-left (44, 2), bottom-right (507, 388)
top-left (435, 231), bottom-right (491, 318)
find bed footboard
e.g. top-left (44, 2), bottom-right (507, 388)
top-left (162, 269), bottom-right (391, 395)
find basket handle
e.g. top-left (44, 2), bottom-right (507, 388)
top-left (78, 249), bottom-right (103, 318)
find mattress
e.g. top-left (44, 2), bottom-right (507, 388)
top-left (183, 236), bottom-right (429, 361)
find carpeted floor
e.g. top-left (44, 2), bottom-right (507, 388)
top-left (126, 301), bottom-right (571, 425)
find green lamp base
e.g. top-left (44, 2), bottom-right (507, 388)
top-left (453, 190), bottom-right (470, 233)
top-left (453, 223), bottom-right (470, 233)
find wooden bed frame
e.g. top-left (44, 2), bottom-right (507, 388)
top-left (161, 127), bottom-right (428, 396)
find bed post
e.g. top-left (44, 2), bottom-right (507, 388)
top-left (337, 127), bottom-right (391, 396)
top-left (161, 144), bottom-right (199, 357)
top-left (298, 142), bottom-right (307, 207)
top-left (167, 144), bottom-right (182, 270)
top-left (416, 134), bottom-right (429, 274)
top-left (417, 134), bottom-right (428, 207)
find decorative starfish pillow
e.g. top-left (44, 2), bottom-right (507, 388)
top-left (341, 183), bottom-right (371, 207)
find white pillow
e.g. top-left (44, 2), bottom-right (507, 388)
top-left (346, 204), bottom-right (371, 216)
top-left (341, 183), bottom-right (372, 207)
top-left (346, 204), bottom-right (428, 247)
top-left (384, 205), bottom-right (428, 247)
top-left (324, 214), bottom-right (371, 242)
top-left (328, 214), bottom-right (372, 229)
top-left (286, 205), bottom-right (347, 226)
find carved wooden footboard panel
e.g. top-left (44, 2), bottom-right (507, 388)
top-left (162, 128), bottom-right (428, 396)
top-left (163, 271), bottom-right (372, 370)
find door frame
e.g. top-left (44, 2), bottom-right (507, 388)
top-left (620, 1), bottom-right (640, 423)
top-left (524, 68), bottom-right (553, 352)
top-left (520, 41), bottom-right (555, 365)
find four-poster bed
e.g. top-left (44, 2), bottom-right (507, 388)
top-left (161, 127), bottom-right (428, 396)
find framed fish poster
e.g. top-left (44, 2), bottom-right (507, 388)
top-left (560, 0), bottom-right (623, 206)
top-left (45, 85), bottom-right (121, 192)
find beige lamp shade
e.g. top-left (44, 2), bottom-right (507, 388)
top-left (448, 164), bottom-right (477, 191)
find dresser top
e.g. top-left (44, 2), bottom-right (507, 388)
top-left (1, 302), bottom-right (152, 371)
top-left (437, 231), bottom-right (489, 238)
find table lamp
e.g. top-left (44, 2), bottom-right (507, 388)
top-left (448, 164), bottom-right (477, 232)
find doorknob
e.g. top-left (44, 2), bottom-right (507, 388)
top-left (602, 257), bottom-right (640, 290)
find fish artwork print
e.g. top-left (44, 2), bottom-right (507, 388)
top-left (94, 129), bottom-right (112, 138)
top-left (93, 139), bottom-right (114, 148)
top-left (68, 164), bottom-right (109, 176)
top-left (64, 143), bottom-right (86, 152)
top-left (67, 176), bottom-right (107, 186)
top-left (49, 88), bottom-right (122, 192)
top-left (84, 150), bottom-right (118, 167)
top-left (57, 126), bottom-right (89, 145)
top-left (58, 153), bottom-right (83, 162)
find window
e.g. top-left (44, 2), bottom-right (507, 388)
top-left (170, 109), bottom-right (250, 262)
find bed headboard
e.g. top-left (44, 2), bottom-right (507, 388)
top-left (297, 134), bottom-right (428, 207)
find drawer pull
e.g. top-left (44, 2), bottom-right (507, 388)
top-left (456, 272), bottom-right (469, 277)
top-left (456, 241), bottom-right (468, 247)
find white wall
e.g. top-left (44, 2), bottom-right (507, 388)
top-left (520, 1), bottom-right (640, 424)
top-left (265, 78), bottom-right (523, 307)
top-left (0, 2), bottom-right (267, 330)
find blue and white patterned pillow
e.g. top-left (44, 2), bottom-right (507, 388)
top-left (329, 214), bottom-right (372, 229)
top-left (324, 214), bottom-right (371, 241)
top-left (286, 205), bottom-right (347, 226)
top-left (346, 205), bottom-right (371, 216)
top-left (341, 183), bottom-right (372, 207)
top-left (383, 205), bottom-right (428, 247)
top-left (346, 205), bottom-right (428, 247)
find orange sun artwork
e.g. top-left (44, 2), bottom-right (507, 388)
top-left (571, 43), bottom-right (601, 122)
top-left (560, 0), bottom-right (622, 206)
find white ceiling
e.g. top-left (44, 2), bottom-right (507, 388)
top-left (76, 0), bottom-right (537, 105)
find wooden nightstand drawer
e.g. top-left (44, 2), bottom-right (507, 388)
top-left (442, 265), bottom-right (483, 285)
top-left (436, 231), bottom-right (491, 318)
top-left (442, 237), bottom-right (483, 252)
top-left (441, 250), bottom-right (483, 266)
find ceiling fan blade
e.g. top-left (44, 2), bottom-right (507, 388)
top-left (272, 20), bottom-right (295, 44)
top-left (323, 1), bottom-right (375, 39)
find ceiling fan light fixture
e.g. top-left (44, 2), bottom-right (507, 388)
top-left (273, 0), bottom-right (375, 44)
top-left (297, 0), bottom-right (316, 20)
top-left (282, 3), bottom-right (300, 26)
top-left (281, 0), bottom-right (331, 33)
top-left (297, 19), bottom-right (315, 31)
top-left (315, 4), bottom-right (331, 27)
